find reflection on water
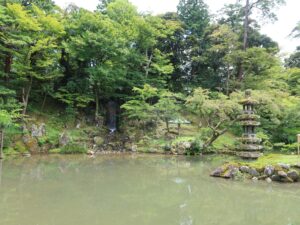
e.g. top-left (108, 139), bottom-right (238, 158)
top-left (0, 154), bottom-right (299, 225)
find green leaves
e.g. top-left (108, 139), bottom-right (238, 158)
top-left (0, 110), bottom-right (12, 129)
top-left (186, 87), bottom-right (241, 128)
top-left (6, 3), bottom-right (41, 31)
top-left (121, 84), bottom-right (182, 129)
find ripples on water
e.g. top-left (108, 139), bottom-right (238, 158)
top-left (0, 154), bottom-right (299, 225)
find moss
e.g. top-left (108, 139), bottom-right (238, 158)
top-left (68, 129), bottom-right (84, 139)
top-left (220, 162), bottom-right (242, 177)
top-left (243, 154), bottom-right (300, 169)
top-left (213, 133), bottom-right (237, 150)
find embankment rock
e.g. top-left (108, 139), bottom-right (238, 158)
top-left (277, 163), bottom-right (290, 170)
top-left (248, 168), bottom-right (260, 177)
top-left (59, 132), bottom-right (70, 147)
top-left (211, 162), bottom-right (300, 184)
top-left (239, 166), bottom-right (250, 173)
top-left (171, 142), bottom-right (192, 155)
top-left (278, 170), bottom-right (287, 178)
top-left (94, 136), bottom-right (104, 146)
top-left (23, 135), bottom-right (40, 153)
top-left (264, 165), bottom-right (274, 176)
top-left (31, 123), bottom-right (46, 137)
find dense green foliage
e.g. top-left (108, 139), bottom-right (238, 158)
top-left (0, 0), bottom-right (299, 155)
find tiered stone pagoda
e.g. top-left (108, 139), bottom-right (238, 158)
top-left (236, 90), bottom-right (263, 159)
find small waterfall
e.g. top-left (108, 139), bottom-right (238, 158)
top-left (107, 101), bottom-right (117, 134)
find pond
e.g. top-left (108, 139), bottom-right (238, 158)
top-left (0, 154), bottom-right (299, 225)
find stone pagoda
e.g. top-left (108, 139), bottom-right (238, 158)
top-left (236, 90), bottom-right (263, 159)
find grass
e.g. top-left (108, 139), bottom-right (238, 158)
top-left (171, 136), bottom-right (195, 144)
top-left (244, 154), bottom-right (300, 168)
top-left (213, 132), bottom-right (237, 150)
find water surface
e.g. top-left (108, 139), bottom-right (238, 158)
top-left (0, 154), bottom-right (299, 225)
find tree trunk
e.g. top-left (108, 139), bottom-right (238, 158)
top-left (41, 93), bottom-right (47, 112)
top-left (0, 159), bottom-right (2, 186)
top-left (22, 76), bottom-right (33, 115)
top-left (238, 0), bottom-right (250, 81)
top-left (203, 129), bottom-right (227, 149)
top-left (237, 64), bottom-right (244, 82)
top-left (243, 0), bottom-right (250, 51)
top-left (4, 53), bottom-right (12, 74)
top-left (165, 119), bottom-right (169, 133)
top-left (145, 49), bottom-right (153, 79)
top-left (0, 129), bottom-right (4, 159)
top-left (204, 132), bottom-right (219, 149)
top-left (95, 88), bottom-right (99, 121)
top-left (226, 65), bottom-right (231, 95)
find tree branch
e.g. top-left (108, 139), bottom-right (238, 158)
top-left (249, 0), bottom-right (263, 10)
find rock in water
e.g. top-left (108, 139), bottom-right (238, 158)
top-left (271, 175), bottom-right (281, 182)
top-left (287, 170), bottom-right (299, 182)
top-left (223, 166), bottom-right (239, 179)
top-left (252, 177), bottom-right (258, 182)
top-left (210, 167), bottom-right (225, 177)
top-left (265, 177), bottom-right (272, 183)
top-left (281, 177), bottom-right (294, 183)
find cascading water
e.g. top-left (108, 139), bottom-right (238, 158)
top-left (107, 101), bottom-right (117, 134)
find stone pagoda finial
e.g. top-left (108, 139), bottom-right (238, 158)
top-left (245, 89), bottom-right (251, 98)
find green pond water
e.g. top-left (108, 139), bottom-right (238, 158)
top-left (0, 154), bottom-right (299, 225)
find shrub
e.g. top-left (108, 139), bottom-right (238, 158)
top-left (48, 148), bottom-right (62, 154)
top-left (14, 141), bottom-right (27, 153)
top-left (3, 147), bottom-right (18, 155)
top-left (256, 132), bottom-right (273, 151)
top-left (280, 143), bottom-right (298, 154)
top-left (188, 139), bottom-right (203, 155)
top-left (273, 142), bottom-right (285, 151)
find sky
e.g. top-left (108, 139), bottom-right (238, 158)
top-left (54, 0), bottom-right (299, 55)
